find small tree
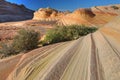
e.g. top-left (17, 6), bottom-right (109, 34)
top-left (13, 29), bottom-right (40, 52)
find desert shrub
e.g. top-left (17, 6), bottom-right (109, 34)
top-left (13, 29), bottom-right (40, 52)
top-left (0, 42), bottom-right (17, 58)
top-left (43, 25), bottom-right (97, 44)
top-left (0, 29), bottom-right (40, 58)
top-left (111, 6), bottom-right (119, 9)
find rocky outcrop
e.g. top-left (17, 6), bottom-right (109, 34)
top-left (33, 5), bottom-right (120, 27)
top-left (33, 7), bottom-right (70, 21)
top-left (73, 8), bottom-right (95, 18)
top-left (57, 8), bottom-right (96, 26)
top-left (0, 0), bottom-right (34, 22)
top-left (91, 4), bottom-right (120, 15)
top-left (58, 5), bottom-right (119, 26)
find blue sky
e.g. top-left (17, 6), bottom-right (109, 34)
top-left (7, 0), bottom-right (120, 11)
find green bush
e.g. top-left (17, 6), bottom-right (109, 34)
top-left (0, 29), bottom-right (40, 58)
top-left (43, 25), bottom-right (97, 44)
top-left (111, 6), bottom-right (119, 9)
top-left (13, 29), bottom-right (40, 52)
top-left (0, 42), bottom-right (16, 58)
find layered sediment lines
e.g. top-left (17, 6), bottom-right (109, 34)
top-left (58, 8), bottom-right (117, 27)
top-left (0, 16), bottom-right (120, 79)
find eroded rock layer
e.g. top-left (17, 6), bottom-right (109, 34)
top-left (0, 15), bottom-right (120, 80)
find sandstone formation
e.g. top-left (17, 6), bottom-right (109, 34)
top-left (58, 8), bottom-right (96, 26)
top-left (74, 8), bottom-right (95, 18)
top-left (33, 5), bottom-right (120, 27)
top-left (33, 7), bottom-right (70, 21)
top-left (0, 15), bottom-right (120, 80)
top-left (0, 0), bottom-right (34, 22)
top-left (91, 4), bottom-right (120, 15)
top-left (58, 6), bottom-right (119, 26)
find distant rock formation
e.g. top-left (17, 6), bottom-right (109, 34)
top-left (33, 5), bottom-right (120, 27)
top-left (57, 8), bottom-right (96, 26)
top-left (73, 8), bottom-right (95, 18)
top-left (91, 4), bottom-right (120, 15)
top-left (33, 7), bottom-right (70, 21)
top-left (0, 0), bottom-right (34, 22)
top-left (58, 5), bottom-right (119, 26)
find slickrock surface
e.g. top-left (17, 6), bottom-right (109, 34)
top-left (0, 15), bottom-right (120, 80)
top-left (0, 0), bottom-right (33, 22)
